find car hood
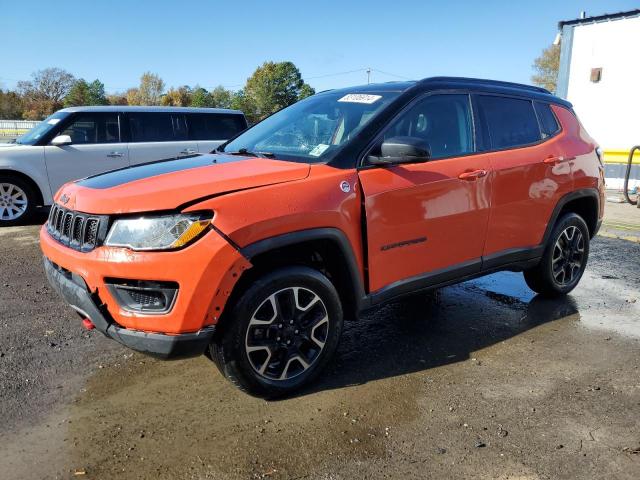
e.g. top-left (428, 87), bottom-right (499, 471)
top-left (56, 154), bottom-right (311, 214)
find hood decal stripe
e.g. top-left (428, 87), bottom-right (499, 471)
top-left (77, 154), bottom-right (245, 189)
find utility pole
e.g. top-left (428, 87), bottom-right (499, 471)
top-left (366, 68), bottom-right (371, 84)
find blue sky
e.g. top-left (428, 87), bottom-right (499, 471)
top-left (2, 0), bottom-right (637, 93)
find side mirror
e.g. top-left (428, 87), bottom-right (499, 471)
top-left (368, 136), bottom-right (431, 165)
top-left (50, 135), bottom-right (72, 146)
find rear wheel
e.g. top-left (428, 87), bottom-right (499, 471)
top-left (209, 266), bottom-right (343, 398)
top-left (524, 213), bottom-right (590, 296)
top-left (0, 176), bottom-right (36, 226)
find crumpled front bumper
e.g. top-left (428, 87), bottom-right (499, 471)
top-left (43, 257), bottom-right (215, 358)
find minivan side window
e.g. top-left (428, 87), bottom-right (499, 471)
top-left (476, 95), bottom-right (541, 149)
top-left (58, 113), bottom-right (120, 144)
top-left (187, 113), bottom-right (247, 140)
top-left (128, 113), bottom-right (187, 142)
top-left (534, 102), bottom-right (561, 138)
top-left (375, 94), bottom-right (474, 160)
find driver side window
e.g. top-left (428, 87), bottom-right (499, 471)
top-left (59, 113), bottom-right (120, 145)
top-left (377, 94), bottom-right (474, 160)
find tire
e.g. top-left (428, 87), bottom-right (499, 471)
top-left (524, 213), bottom-right (590, 296)
top-left (208, 266), bottom-right (344, 398)
top-left (0, 175), bottom-right (36, 226)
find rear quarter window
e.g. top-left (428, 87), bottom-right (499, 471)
top-left (477, 95), bottom-right (541, 149)
top-left (187, 113), bottom-right (247, 140)
top-left (534, 102), bottom-right (561, 138)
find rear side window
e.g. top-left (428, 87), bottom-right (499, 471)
top-left (187, 113), bottom-right (247, 140)
top-left (58, 113), bottom-right (120, 144)
top-left (534, 102), bottom-right (560, 138)
top-left (128, 113), bottom-right (187, 142)
top-left (477, 96), bottom-right (541, 149)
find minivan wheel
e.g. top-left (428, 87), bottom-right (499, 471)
top-left (209, 266), bottom-right (343, 398)
top-left (524, 213), bottom-right (590, 296)
top-left (0, 176), bottom-right (35, 226)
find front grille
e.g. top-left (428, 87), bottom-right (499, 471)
top-left (47, 204), bottom-right (108, 252)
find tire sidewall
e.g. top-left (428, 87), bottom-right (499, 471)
top-left (216, 266), bottom-right (343, 397)
top-left (541, 213), bottom-right (590, 294)
top-left (0, 175), bottom-right (36, 226)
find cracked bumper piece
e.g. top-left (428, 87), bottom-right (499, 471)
top-left (43, 257), bottom-right (215, 358)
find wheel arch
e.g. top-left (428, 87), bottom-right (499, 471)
top-left (0, 169), bottom-right (45, 207)
top-left (543, 188), bottom-right (600, 244)
top-left (235, 228), bottom-right (367, 320)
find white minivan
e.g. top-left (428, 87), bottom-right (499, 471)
top-left (0, 106), bottom-right (247, 226)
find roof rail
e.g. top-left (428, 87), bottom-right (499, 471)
top-left (419, 76), bottom-right (551, 94)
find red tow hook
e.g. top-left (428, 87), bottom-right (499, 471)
top-left (81, 318), bottom-right (96, 330)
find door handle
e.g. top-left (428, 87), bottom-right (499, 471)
top-left (107, 151), bottom-right (124, 158)
top-left (458, 169), bottom-right (487, 180)
top-left (179, 148), bottom-right (197, 155)
top-left (543, 155), bottom-right (576, 165)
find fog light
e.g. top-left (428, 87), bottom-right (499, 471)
top-left (106, 279), bottom-right (178, 314)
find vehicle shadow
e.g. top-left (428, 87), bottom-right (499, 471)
top-left (300, 279), bottom-right (579, 397)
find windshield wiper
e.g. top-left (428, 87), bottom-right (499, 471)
top-left (227, 148), bottom-right (275, 158)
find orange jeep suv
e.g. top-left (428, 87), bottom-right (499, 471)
top-left (41, 78), bottom-right (605, 397)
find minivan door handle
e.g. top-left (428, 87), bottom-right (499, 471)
top-left (107, 151), bottom-right (125, 158)
top-left (458, 169), bottom-right (488, 180)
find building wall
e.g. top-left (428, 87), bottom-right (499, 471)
top-left (563, 16), bottom-right (640, 189)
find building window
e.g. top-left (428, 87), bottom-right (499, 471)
top-left (590, 68), bottom-right (602, 83)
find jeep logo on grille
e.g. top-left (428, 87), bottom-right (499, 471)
top-left (60, 194), bottom-right (70, 205)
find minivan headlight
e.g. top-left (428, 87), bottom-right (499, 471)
top-left (104, 213), bottom-right (212, 251)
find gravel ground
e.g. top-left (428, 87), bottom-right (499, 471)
top-left (0, 212), bottom-right (639, 479)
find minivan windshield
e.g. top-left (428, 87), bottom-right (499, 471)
top-left (221, 91), bottom-right (400, 162)
top-left (15, 111), bottom-right (69, 145)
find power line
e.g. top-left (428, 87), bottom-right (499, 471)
top-left (371, 69), bottom-right (413, 80)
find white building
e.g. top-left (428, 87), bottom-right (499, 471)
top-left (556, 9), bottom-right (640, 189)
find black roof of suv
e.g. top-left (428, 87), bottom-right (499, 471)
top-left (331, 76), bottom-right (571, 108)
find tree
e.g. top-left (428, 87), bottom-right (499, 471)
top-left (135, 72), bottom-right (165, 105)
top-left (0, 89), bottom-right (24, 119)
top-left (230, 89), bottom-right (258, 123)
top-left (87, 79), bottom-right (108, 105)
top-left (532, 44), bottom-right (560, 93)
top-left (64, 78), bottom-right (108, 107)
top-left (190, 87), bottom-right (213, 107)
top-left (107, 93), bottom-right (128, 105)
top-left (298, 83), bottom-right (315, 100)
top-left (243, 61), bottom-right (314, 121)
top-left (209, 86), bottom-right (233, 109)
top-left (64, 79), bottom-right (91, 107)
top-left (125, 88), bottom-right (141, 105)
top-left (17, 67), bottom-right (76, 119)
top-left (161, 85), bottom-right (192, 106)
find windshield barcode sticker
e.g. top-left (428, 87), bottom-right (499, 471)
top-left (338, 94), bottom-right (382, 104)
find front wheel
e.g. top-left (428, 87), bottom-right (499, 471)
top-left (0, 176), bottom-right (36, 226)
top-left (209, 266), bottom-right (344, 398)
top-left (524, 213), bottom-right (590, 296)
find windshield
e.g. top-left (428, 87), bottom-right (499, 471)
top-left (222, 91), bottom-right (400, 162)
top-left (15, 111), bottom-right (69, 145)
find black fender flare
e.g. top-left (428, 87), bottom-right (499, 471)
top-left (541, 188), bottom-right (600, 245)
top-left (240, 227), bottom-right (368, 315)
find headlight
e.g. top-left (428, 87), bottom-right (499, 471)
top-left (104, 213), bottom-right (212, 251)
